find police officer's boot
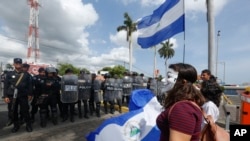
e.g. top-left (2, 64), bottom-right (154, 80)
top-left (62, 114), bottom-right (68, 122)
top-left (78, 100), bottom-right (83, 119)
top-left (11, 122), bottom-right (20, 133)
top-left (110, 102), bottom-right (115, 114)
top-left (30, 113), bottom-right (35, 123)
top-left (19, 114), bottom-right (25, 126)
top-left (117, 99), bottom-right (122, 113)
top-left (103, 101), bottom-right (108, 114)
top-left (26, 122), bottom-right (33, 132)
top-left (83, 103), bottom-right (89, 119)
top-left (88, 101), bottom-right (94, 116)
top-left (70, 115), bottom-right (75, 122)
top-left (40, 109), bottom-right (47, 128)
top-left (96, 102), bottom-right (101, 117)
top-left (118, 106), bottom-right (122, 113)
top-left (51, 108), bottom-right (58, 125)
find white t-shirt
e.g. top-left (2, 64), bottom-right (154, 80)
top-left (201, 101), bottom-right (220, 129)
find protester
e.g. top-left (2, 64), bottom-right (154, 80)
top-left (200, 79), bottom-right (223, 129)
top-left (156, 63), bottom-right (205, 141)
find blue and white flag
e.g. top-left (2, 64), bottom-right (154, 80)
top-left (86, 89), bottom-right (162, 141)
top-left (137, 0), bottom-right (184, 48)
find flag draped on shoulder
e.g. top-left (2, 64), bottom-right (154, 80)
top-left (137, 0), bottom-right (185, 49)
top-left (85, 89), bottom-right (162, 141)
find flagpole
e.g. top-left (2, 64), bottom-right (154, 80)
top-left (153, 46), bottom-right (157, 78)
top-left (182, 0), bottom-right (185, 63)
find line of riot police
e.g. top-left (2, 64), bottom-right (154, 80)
top-left (2, 59), bottom-right (168, 133)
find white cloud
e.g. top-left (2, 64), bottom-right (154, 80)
top-left (140, 0), bottom-right (164, 7)
top-left (185, 0), bottom-right (228, 16)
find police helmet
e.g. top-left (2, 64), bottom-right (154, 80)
top-left (38, 67), bottom-right (45, 73)
top-left (46, 67), bottom-right (56, 73)
top-left (104, 73), bottom-right (111, 79)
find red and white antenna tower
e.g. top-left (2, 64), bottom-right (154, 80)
top-left (27, 0), bottom-right (40, 63)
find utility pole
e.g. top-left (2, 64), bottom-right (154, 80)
top-left (216, 30), bottom-right (220, 77)
top-left (207, 0), bottom-right (216, 75)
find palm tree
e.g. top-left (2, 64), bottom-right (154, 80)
top-left (117, 12), bottom-right (137, 72)
top-left (158, 40), bottom-right (175, 80)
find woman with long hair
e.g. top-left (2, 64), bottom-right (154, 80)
top-left (156, 63), bottom-right (205, 141)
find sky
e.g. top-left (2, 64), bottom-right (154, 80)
top-left (0, 0), bottom-right (249, 85)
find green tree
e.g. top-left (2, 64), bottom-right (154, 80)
top-left (57, 63), bottom-right (82, 76)
top-left (117, 12), bottom-right (137, 72)
top-left (158, 40), bottom-right (175, 79)
top-left (5, 63), bottom-right (13, 70)
top-left (101, 67), bottom-right (112, 72)
top-left (109, 65), bottom-right (127, 78)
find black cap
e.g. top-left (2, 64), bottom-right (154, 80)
top-left (22, 63), bottom-right (30, 68)
top-left (14, 58), bottom-right (22, 64)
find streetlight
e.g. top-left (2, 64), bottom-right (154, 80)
top-left (218, 61), bottom-right (225, 84)
top-left (216, 30), bottom-right (221, 77)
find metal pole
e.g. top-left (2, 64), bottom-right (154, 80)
top-left (223, 62), bottom-right (225, 83)
top-left (216, 30), bottom-right (220, 77)
top-left (153, 46), bottom-right (156, 78)
top-left (207, 0), bottom-right (216, 75)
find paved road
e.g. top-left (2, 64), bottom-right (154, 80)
top-left (0, 99), bottom-right (125, 141)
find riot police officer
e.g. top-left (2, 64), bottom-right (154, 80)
top-left (91, 73), bottom-right (103, 117)
top-left (61, 68), bottom-right (77, 122)
top-left (3, 58), bottom-right (33, 133)
top-left (103, 74), bottom-right (116, 114)
top-left (30, 67), bottom-right (46, 123)
top-left (54, 69), bottom-right (63, 118)
top-left (77, 70), bottom-right (92, 119)
top-left (114, 74), bottom-right (123, 113)
top-left (122, 72), bottom-right (133, 105)
top-left (19, 63), bottom-right (33, 125)
top-left (38, 67), bottom-right (60, 127)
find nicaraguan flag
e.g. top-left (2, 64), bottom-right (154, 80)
top-left (137, 0), bottom-right (184, 48)
top-left (85, 89), bottom-right (162, 141)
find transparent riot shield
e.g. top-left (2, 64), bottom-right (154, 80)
top-left (61, 74), bottom-right (78, 103)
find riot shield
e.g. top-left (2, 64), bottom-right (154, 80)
top-left (114, 78), bottom-right (123, 100)
top-left (104, 78), bottom-right (115, 101)
top-left (61, 74), bottom-right (78, 103)
top-left (93, 79), bottom-right (103, 102)
top-left (123, 76), bottom-right (133, 96)
top-left (149, 79), bottom-right (157, 95)
top-left (78, 74), bottom-right (92, 100)
top-left (133, 76), bottom-right (146, 90)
